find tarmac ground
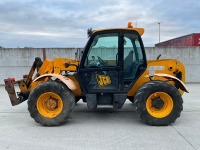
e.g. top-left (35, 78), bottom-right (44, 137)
top-left (0, 84), bottom-right (199, 150)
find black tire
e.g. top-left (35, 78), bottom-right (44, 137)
top-left (75, 97), bottom-right (80, 103)
top-left (128, 96), bottom-right (134, 104)
top-left (28, 81), bottom-right (75, 126)
top-left (134, 80), bottom-right (183, 126)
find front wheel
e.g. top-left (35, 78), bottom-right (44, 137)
top-left (28, 81), bottom-right (75, 126)
top-left (134, 80), bottom-right (183, 126)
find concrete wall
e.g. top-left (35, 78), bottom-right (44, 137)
top-left (0, 47), bottom-right (200, 84)
top-left (0, 48), bottom-right (77, 84)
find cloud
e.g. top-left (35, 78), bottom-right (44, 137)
top-left (0, 0), bottom-right (199, 47)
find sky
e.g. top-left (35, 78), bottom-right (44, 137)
top-left (0, 0), bottom-right (199, 48)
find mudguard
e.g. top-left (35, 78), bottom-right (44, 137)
top-left (33, 73), bottom-right (77, 90)
top-left (149, 73), bottom-right (189, 93)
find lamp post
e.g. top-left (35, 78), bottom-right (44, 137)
top-left (158, 22), bottom-right (160, 43)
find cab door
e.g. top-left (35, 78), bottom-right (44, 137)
top-left (78, 32), bottom-right (122, 93)
top-left (122, 32), bottom-right (147, 91)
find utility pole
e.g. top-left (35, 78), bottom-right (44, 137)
top-left (158, 22), bottom-right (160, 43)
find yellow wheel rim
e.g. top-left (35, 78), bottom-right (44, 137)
top-left (146, 92), bottom-right (173, 118)
top-left (36, 92), bottom-right (63, 118)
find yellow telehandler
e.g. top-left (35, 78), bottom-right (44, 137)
top-left (4, 22), bottom-right (188, 126)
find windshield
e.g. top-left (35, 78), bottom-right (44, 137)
top-left (84, 33), bottom-right (119, 67)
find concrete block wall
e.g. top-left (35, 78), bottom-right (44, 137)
top-left (0, 47), bottom-right (199, 84)
top-left (0, 48), bottom-right (77, 84)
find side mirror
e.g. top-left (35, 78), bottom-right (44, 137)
top-left (64, 62), bottom-right (78, 70)
top-left (65, 62), bottom-right (70, 68)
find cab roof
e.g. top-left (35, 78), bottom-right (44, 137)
top-left (92, 27), bottom-right (144, 36)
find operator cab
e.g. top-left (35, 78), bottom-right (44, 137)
top-left (78, 23), bottom-right (147, 109)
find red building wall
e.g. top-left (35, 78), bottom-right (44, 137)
top-left (193, 33), bottom-right (200, 46)
top-left (155, 33), bottom-right (200, 47)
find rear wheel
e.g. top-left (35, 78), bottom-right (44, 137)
top-left (28, 81), bottom-right (75, 126)
top-left (134, 80), bottom-right (183, 126)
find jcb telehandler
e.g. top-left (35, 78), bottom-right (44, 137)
top-left (4, 22), bottom-right (188, 126)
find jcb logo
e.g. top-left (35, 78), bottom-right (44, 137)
top-left (96, 74), bottom-right (111, 86)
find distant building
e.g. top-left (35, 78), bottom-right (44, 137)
top-left (155, 33), bottom-right (200, 47)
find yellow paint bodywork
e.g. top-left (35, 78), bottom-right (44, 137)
top-left (53, 58), bottom-right (79, 74)
top-left (67, 75), bottom-right (82, 96)
top-left (18, 80), bottom-right (28, 94)
top-left (21, 57), bottom-right (185, 98)
top-left (21, 58), bottom-right (81, 96)
top-left (93, 28), bottom-right (144, 36)
top-left (128, 59), bottom-right (186, 97)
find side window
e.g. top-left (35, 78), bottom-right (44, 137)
top-left (84, 33), bottom-right (118, 67)
top-left (124, 37), bottom-right (136, 62)
top-left (123, 34), bottom-right (144, 79)
top-left (135, 39), bottom-right (144, 62)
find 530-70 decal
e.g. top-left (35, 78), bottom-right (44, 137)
top-left (96, 74), bottom-right (111, 86)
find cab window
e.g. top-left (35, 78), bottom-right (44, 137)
top-left (123, 34), bottom-right (144, 79)
top-left (84, 33), bottom-right (118, 67)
